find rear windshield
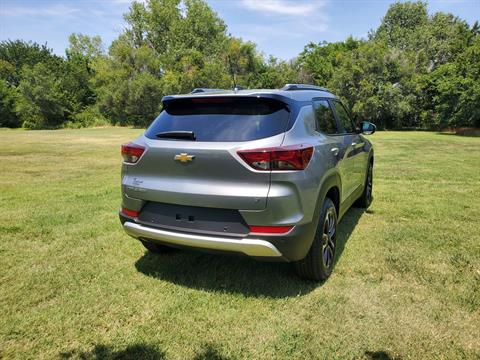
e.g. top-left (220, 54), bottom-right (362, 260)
top-left (145, 97), bottom-right (290, 142)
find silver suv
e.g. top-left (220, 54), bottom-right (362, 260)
top-left (119, 84), bottom-right (375, 280)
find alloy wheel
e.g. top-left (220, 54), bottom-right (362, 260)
top-left (322, 208), bottom-right (336, 269)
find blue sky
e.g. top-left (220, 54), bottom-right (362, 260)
top-left (1, 0), bottom-right (479, 60)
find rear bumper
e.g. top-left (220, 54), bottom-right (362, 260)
top-left (123, 221), bottom-right (282, 258)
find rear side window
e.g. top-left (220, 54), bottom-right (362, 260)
top-left (145, 97), bottom-right (290, 142)
top-left (313, 99), bottom-right (338, 135)
top-left (333, 101), bottom-right (356, 134)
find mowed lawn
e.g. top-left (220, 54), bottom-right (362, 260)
top-left (0, 128), bottom-right (479, 359)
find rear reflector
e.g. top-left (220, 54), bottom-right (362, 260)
top-left (238, 144), bottom-right (313, 171)
top-left (249, 225), bottom-right (293, 234)
top-left (121, 143), bottom-right (145, 164)
top-left (121, 207), bottom-right (139, 218)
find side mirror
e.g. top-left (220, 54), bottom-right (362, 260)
top-left (361, 121), bottom-right (376, 135)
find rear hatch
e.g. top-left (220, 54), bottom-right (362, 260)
top-left (122, 96), bottom-right (291, 211)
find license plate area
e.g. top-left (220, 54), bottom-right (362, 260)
top-left (138, 202), bottom-right (249, 237)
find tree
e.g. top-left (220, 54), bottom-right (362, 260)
top-left (94, 0), bottom-right (231, 126)
top-left (254, 56), bottom-right (298, 89)
top-left (2, 0), bottom-right (478, 130)
top-left (422, 12), bottom-right (471, 70)
top-left (64, 34), bottom-right (105, 118)
top-left (224, 37), bottom-right (263, 87)
top-left (297, 37), bottom-right (360, 87)
top-left (0, 80), bottom-right (18, 127)
top-left (374, 1), bottom-right (429, 51)
top-left (329, 42), bottom-right (417, 129)
top-left (0, 59), bottom-right (16, 85)
top-left (66, 33), bottom-right (104, 61)
top-left (16, 63), bottom-right (71, 129)
top-left (0, 40), bottom-right (62, 86)
top-left (425, 37), bottom-right (480, 128)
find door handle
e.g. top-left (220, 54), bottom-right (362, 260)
top-left (331, 147), bottom-right (339, 156)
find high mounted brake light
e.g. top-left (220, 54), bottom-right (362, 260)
top-left (237, 144), bottom-right (313, 171)
top-left (121, 143), bottom-right (145, 164)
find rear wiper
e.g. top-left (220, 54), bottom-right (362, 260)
top-left (156, 131), bottom-right (196, 141)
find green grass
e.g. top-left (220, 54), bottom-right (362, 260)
top-left (0, 128), bottom-right (479, 359)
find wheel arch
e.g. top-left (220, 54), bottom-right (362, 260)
top-left (271, 171), bottom-right (342, 262)
top-left (317, 171), bottom-right (342, 220)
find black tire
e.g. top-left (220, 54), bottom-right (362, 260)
top-left (140, 239), bottom-right (176, 254)
top-left (294, 197), bottom-right (337, 281)
top-left (355, 160), bottom-right (373, 208)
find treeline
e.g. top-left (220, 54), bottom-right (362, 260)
top-left (1, 0), bottom-right (479, 130)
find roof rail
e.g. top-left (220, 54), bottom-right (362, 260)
top-left (190, 88), bottom-right (226, 94)
top-left (281, 84), bottom-right (330, 92)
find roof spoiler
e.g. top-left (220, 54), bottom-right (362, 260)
top-left (190, 88), bottom-right (227, 94)
top-left (281, 84), bottom-right (331, 92)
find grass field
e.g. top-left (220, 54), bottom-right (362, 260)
top-left (0, 128), bottom-right (479, 359)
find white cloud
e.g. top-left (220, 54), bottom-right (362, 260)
top-left (234, 0), bottom-right (330, 55)
top-left (2, 3), bottom-right (80, 18)
top-left (240, 0), bottom-right (326, 16)
top-left (107, 0), bottom-right (147, 5)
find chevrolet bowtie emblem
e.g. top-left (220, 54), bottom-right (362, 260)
top-left (174, 153), bottom-right (195, 163)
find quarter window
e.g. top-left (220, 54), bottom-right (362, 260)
top-left (333, 101), bottom-right (356, 134)
top-left (313, 100), bottom-right (338, 135)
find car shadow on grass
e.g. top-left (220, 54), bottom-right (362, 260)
top-left (59, 343), bottom-right (165, 359)
top-left (364, 350), bottom-right (399, 360)
top-left (135, 207), bottom-right (365, 298)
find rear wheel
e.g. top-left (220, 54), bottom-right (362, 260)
top-left (294, 197), bottom-right (337, 281)
top-left (356, 160), bottom-right (373, 208)
top-left (140, 240), bottom-right (176, 254)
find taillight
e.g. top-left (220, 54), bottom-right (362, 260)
top-left (121, 143), bottom-right (145, 164)
top-left (121, 207), bottom-right (139, 217)
top-left (249, 225), bottom-right (293, 234)
top-left (237, 144), bottom-right (313, 171)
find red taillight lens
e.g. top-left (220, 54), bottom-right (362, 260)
top-left (249, 225), bottom-right (293, 234)
top-left (121, 143), bottom-right (145, 164)
top-left (121, 207), bottom-right (139, 217)
top-left (238, 150), bottom-right (271, 170)
top-left (238, 144), bottom-right (313, 171)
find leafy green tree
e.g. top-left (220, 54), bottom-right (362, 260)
top-left (93, 35), bottom-right (164, 126)
top-left (66, 33), bottom-right (104, 60)
top-left (254, 56), bottom-right (298, 89)
top-left (0, 59), bottom-right (16, 85)
top-left (94, 0), bottom-right (231, 126)
top-left (329, 41), bottom-right (417, 129)
top-left (471, 21), bottom-right (480, 38)
top-left (424, 37), bottom-right (480, 128)
top-left (64, 34), bottom-right (105, 118)
top-left (224, 37), bottom-right (263, 87)
top-left (297, 37), bottom-right (360, 87)
top-left (374, 1), bottom-right (429, 51)
top-left (0, 41), bottom-right (68, 128)
top-left (0, 79), bottom-right (18, 127)
top-left (16, 63), bottom-right (71, 129)
top-left (0, 40), bottom-right (62, 86)
top-left (0, 60), bottom-right (20, 127)
top-left (2, 0), bottom-right (478, 130)
top-left (425, 12), bottom-right (471, 67)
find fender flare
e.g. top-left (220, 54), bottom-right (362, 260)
top-left (317, 170), bottom-right (342, 216)
top-left (305, 170), bottom-right (342, 245)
